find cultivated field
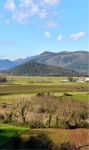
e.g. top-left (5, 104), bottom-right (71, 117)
top-left (0, 76), bottom-right (89, 149)
top-left (0, 76), bottom-right (89, 102)
top-left (21, 128), bottom-right (89, 150)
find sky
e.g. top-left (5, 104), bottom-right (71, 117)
top-left (0, 0), bottom-right (88, 60)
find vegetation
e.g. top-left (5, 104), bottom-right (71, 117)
top-left (4, 128), bottom-right (89, 149)
top-left (0, 94), bottom-right (88, 128)
top-left (0, 76), bottom-right (7, 82)
top-left (28, 51), bottom-right (89, 74)
top-left (0, 124), bottom-right (28, 148)
top-left (0, 75), bottom-right (89, 149)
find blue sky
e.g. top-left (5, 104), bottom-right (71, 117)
top-left (0, 0), bottom-right (88, 60)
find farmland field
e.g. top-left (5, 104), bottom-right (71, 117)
top-left (0, 76), bottom-right (89, 149)
top-left (0, 76), bottom-right (89, 102)
top-left (21, 128), bottom-right (89, 150)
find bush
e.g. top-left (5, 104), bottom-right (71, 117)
top-left (63, 93), bottom-right (73, 96)
top-left (0, 76), bottom-right (7, 82)
top-left (26, 133), bottom-right (53, 149)
top-left (5, 134), bottom-right (53, 149)
top-left (5, 137), bottom-right (21, 149)
top-left (30, 119), bottom-right (45, 128)
top-left (59, 142), bottom-right (78, 150)
top-left (77, 121), bottom-right (89, 128)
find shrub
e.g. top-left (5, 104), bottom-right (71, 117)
top-left (30, 118), bottom-right (45, 128)
top-left (26, 133), bottom-right (53, 149)
top-left (5, 137), bottom-right (21, 149)
top-left (59, 142), bottom-right (78, 150)
top-left (0, 76), bottom-right (7, 82)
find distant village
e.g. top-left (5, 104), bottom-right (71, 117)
top-left (61, 77), bottom-right (89, 83)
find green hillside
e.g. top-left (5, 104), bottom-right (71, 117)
top-left (5, 61), bottom-right (82, 76)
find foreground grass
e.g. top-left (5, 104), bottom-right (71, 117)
top-left (0, 124), bottom-right (29, 147)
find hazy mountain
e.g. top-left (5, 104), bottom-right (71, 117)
top-left (5, 61), bottom-right (82, 76)
top-left (14, 56), bottom-right (37, 64)
top-left (0, 56), bottom-right (37, 70)
top-left (0, 59), bottom-right (16, 70)
top-left (14, 57), bottom-right (31, 65)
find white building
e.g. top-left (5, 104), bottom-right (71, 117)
top-left (85, 78), bottom-right (89, 82)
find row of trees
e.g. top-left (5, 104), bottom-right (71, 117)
top-left (0, 94), bottom-right (89, 128)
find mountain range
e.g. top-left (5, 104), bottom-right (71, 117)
top-left (0, 51), bottom-right (88, 75)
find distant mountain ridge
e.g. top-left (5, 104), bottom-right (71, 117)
top-left (4, 61), bottom-right (82, 76)
top-left (0, 59), bottom-right (16, 70)
top-left (31, 51), bottom-right (89, 73)
top-left (0, 51), bottom-right (88, 74)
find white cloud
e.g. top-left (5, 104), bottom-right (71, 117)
top-left (4, 0), bottom-right (61, 24)
top-left (31, 4), bottom-right (39, 13)
top-left (20, 0), bottom-right (33, 7)
top-left (44, 31), bottom-right (51, 38)
top-left (43, 0), bottom-right (60, 5)
top-left (57, 34), bottom-right (62, 41)
top-left (12, 10), bottom-right (31, 24)
top-left (38, 9), bottom-right (48, 18)
top-left (70, 32), bottom-right (86, 41)
top-left (4, 0), bottom-right (16, 11)
top-left (46, 21), bottom-right (57, 28)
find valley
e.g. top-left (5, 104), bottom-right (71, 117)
top-left (0, 76), bottom-right (89, 149)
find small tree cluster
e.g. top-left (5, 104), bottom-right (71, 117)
top-left (0, 76), bottom-right (7, 82)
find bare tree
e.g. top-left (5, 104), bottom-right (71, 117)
top-left (12, 96), bottom-right (30, 124)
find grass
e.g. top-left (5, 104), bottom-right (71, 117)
top-left (1, 76), bottom-right (89, 85)
top-left (0, 124), bottom-right (29, 147)
top-left (0, 92), bottom-right (88, 103)
top-left (4, 76), bottom-right (69, 85)
top-left (0, 76), bottom-right (88, 97)
top-left (55, 92), bottom-right (89, 101)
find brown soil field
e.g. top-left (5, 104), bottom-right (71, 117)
top-left (21, 128), bottom-right (89, 150)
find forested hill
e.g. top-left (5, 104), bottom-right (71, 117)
top-left (5, 61), bottom-right (83, 76)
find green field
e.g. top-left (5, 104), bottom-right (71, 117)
top-left (0, 76), bottom-right (89, 102)
top-left (0, 124), bottom-right (28, 148)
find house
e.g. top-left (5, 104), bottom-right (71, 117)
top-left (77, 79), bottom-right (85, 82)
top-left (61, 79), bottom-right (69, 82)
top-left (85, 78), bottom-right (89, 82)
